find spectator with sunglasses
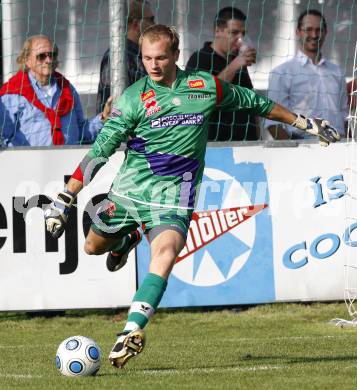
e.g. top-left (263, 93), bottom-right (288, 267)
top-left (96, 0), bottom-right (155, 113)
top-left (0, 34), bottom-right (112, 147)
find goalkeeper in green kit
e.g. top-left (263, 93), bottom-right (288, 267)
top-left (45, 24), bottom-right (340, 368)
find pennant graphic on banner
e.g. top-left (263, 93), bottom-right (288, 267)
top-left (176, 204), bottom-right (268, 263)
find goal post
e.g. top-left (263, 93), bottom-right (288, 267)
top-left (331, 41), bottom-right (357, 327)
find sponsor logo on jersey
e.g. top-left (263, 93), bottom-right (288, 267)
top-left (176, 205), bottom-right (267, 262)
top-left (144, 99), bottom-right (161, 117)
top-left (188, 93), bottom-right (211, 100)
top-left (151, 113), bottom-right (204, 128)
top-left (104, 202), bottom-right (116, 218)
top-left (110, 108), bottom-right (122, 118)
top-left (141, 89), bottom-right (156, 102)
top-left (171, 97), bottom-right (182, 106)
top-left (188, 79), bottom-right (205, 89)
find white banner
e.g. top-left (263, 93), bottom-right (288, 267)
top-left (0, 147), bottom-right (136, 310)
top-left (234, 142), bottom-right (352, 302)
top-left (0, 143), bottom-right (355, 310)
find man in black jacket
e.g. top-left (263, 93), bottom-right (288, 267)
top-left (186, 7), bottom-right (258, 141)
top-left (96, 0), bottom-right (155, 113)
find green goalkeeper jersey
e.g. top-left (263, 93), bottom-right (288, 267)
top-left (84, 68), bottom-right (274, 209)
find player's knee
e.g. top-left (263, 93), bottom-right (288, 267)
top-left (84, 240), bottom-right (102, 255)
top-left (153, 245), bottom-right (178, 263)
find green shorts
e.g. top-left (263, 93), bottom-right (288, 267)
top-left (90, 193), bottom-right (193, 240)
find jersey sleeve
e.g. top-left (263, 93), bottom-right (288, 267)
top-left (90, 91), bottom-right (137, 158)
top-left (71, 90), bottom-right (137, 184)
top-left (215, 77), bottom-right (275, 117)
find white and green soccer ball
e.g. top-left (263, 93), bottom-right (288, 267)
top-left (55, 335), bottom-right (101, 376)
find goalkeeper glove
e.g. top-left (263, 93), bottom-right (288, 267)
top-left (45, 190), bottom-right (75, 238)
top-left (291, 114), bottom-right (341, 146)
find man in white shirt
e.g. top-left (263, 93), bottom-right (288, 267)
top-left (265, 9), bottom-right (348, 140)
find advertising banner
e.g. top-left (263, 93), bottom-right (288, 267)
top-left (137, 143), bottom-right (355, 307)
top-left (258, 144), bottom-right (351, 302)
top-left (0, 148), bottom-right (136, 311)
top-left (137, 147), bottom-right (276, 307)
top-left (1, 143), bottom-right (355, 310)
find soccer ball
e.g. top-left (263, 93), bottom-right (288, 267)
top-left (55, 335), bottom-right (101, 376)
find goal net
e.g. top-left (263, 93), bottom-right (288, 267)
top-left (331, 41), bottom-right (357, 327)
top-left (1, 0), bottom-right (356, 144)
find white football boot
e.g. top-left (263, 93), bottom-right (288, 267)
top-left (108, 329), bottom-right (145, 368)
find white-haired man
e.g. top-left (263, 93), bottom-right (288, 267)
top-left (0, 35), bottom-right (111, 146)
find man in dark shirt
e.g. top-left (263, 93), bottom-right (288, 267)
top-left (96, 0), bottom-right (155, 113)
top-left (186, 7), bottom-right (258, 141)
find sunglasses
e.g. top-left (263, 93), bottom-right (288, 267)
top-left (36, 51), bottom-right (58, 61)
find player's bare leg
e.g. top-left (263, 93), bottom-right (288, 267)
top-left (84, 228), bottom-right (119, 255)
top-left (109, 229), bottom-right (185, 368)
top-left (148, 229), bottom-right (186, 278)
top-left (84, 228), bottom-right (141, 272)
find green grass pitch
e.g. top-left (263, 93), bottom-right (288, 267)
top-left (1, 303), bottom-right (357, 389)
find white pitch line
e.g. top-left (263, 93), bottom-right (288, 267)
top-left (0, 335), bottom-right (348, 350)
top-left (142, 365), bottom-right (285, 375)
top-left (162, 334), bottom-right (352, 346)
top-left (250, 335), bottom-right (350, 341)
top-left (0, 374), bottom-right (43, 379)
top-left (0, 344), bottom-right (56, 349)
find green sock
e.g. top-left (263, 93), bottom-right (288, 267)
top-left (123, 273), bottom-right (167, 332)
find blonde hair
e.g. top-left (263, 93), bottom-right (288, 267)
top-left (139, 24), bottom-right (179, 53)
top-left (16, 35), bottom-right (58, 69)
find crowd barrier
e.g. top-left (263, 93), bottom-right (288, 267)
top-left (0, 142), bottom-right (352, 310)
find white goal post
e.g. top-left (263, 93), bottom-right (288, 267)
top-left (331, 41), bottom-right (357, 327)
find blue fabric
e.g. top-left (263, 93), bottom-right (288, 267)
top-left (0, 72), bottom-right (103, 146)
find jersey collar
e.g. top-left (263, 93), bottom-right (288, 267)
top-left (148, 67), bottom-right (185, 90)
